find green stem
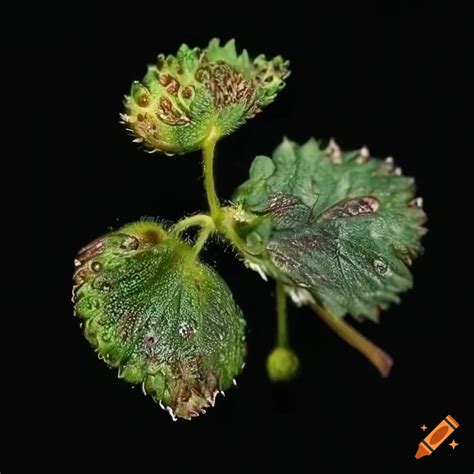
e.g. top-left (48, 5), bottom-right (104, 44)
top-left (202, 130), bottom-right (220, 222)
top-left (192, 225), bottom-right (213, 259)
top-left (173, 214), bottom-right (214, 235)
top-left (217, 207), bottom-right (252, 255)
top-left (276, 280), bottom-right (289, 347)
top-left (173, 214), bottom-right (215, 259)
top-left (309, 300), bottom-right (393, 377)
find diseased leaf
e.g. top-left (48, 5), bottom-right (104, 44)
top-left (73, 221), bottom-right (246, 419)
top-left (122, 39), bottom-right (289, 155)
top-left (232, 138), bottom-right (427, 320)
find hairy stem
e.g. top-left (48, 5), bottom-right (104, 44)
top-left (192, 226), bottom-right (213, 259)
top-left (202, 129), bottom-right (221, 223)
top-left (173, 214), bottom-right (214, 235)
top-left (309, 300), bottom-right (393, 377)
top-left (217, 207), bottom-right (252, 255)
top-left (276, 281), bottom-right (289, 347)
top-left (173, 214), bottom-right (215, 258)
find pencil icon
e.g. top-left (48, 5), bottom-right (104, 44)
top-left (415, 414), bottom-right (459, 459)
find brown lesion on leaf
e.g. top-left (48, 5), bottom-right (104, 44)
top-left (73, 267), bottom-right (89, 285)
top-left (167, 358), bottom-right (219, 419)
top-left (120, 235), bottom-right (140, 251)
top-left (257, 193), bottom-right (311, 227)
top-left (167, 80), bottom-right (180, 95)
top-left (144, 337), bottom-right (159, 369)
top-left (267, 243), bottom-right (302, 272)
top-left (140, 228), bottom-right (162, 246)
top-left (207, 63), bottom-right (255, 110)
top-left (117, 222), bottom-right (167, 249)
top-left (116, 310), bottom-right (141, 342)
top-left (76, 236), bottom-right (107, 264)
top-left (158, 74), bottom-right (180, 95)
top-left (132, 83), bottom-right (152, 108)
top-left (73, 236), bottom-right (108, 284)
top-left (136, 93), bottom-right (150, 107)
top-left (318, 196), bottom-right (380, 222)
top-left (181, 86), bottom-right (193, 99)
top-left (195, 54), bottom-right (257, 116)
top-left (158, 74), bottom-right (173, 86)
top-left (289, 232), bottom-right (330, 253)
top-left (195, 66), bottom-right (211, 83)
top-left (262, 194), bottom-right (303, 216)
top-left (73, 263), bottom-right (88, 285)
top-left (157, 95), bottom-right (191, 126)
top-left (144, 335), bottom-right (157, 346)
top-left (129, 113), bottom-right (157, 142)
top-left (267, 232), bottom-right (331, 287)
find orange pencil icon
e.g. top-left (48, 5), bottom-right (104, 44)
top-left (415, 414), bottom-right (459, 459)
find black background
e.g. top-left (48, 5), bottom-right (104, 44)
top-left (36, 4), bottom-right (471, 472)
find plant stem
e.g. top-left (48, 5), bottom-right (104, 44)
top-left (172, 214), bottom-right (215, 258)
top-left (202, 129), bottom-right (221, 222)
top-left (192, 225), bottom-right (213, 259)
top-left (217, 207), bottom-right (252, 255)
top-left (276, 280), bottom-right (289, 347)
top-left (309, 300), bottom-right (393, 377)
top-left (173, 214), bottom-right (214, 235)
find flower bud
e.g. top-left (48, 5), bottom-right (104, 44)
top-left (266, 347), bottom-right (299, 382)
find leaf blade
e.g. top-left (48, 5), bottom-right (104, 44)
top-left (233, 138), bottom-right (426, 320)
top-left (73, 221), bottom-right (246, 419)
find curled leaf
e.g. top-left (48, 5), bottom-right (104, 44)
top-left (232, 138), bottom-right (427, 321)
top-left (73, 221), bottom-right (246, 419)
top-left (122, 39), bottom-right (289, 154)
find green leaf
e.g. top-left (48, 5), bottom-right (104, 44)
top-left (73, 221), bottom-right (246, 419)
top-left (232, 138), bottom-right (427, 321)
top-left (122, 39), bottom-right (289, 155)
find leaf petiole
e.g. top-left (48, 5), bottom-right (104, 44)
top-left (173, 214), bottom-right (215, 235)
top-left (309, 300), bottom-right (393, 377)
top-left (173, 214), bottom-right (215, 259)
top-left (276, 280), bottom-right (289, 347)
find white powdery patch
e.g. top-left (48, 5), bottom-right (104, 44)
top-left (166, 406), bottom-right (178, 422)
top-left (356, 146), bottom-right (370, 164)
top-left (245, 261), bottom-right (268, 281)
top-left (119, 113), bottom-right (130, 124)
top-left (326, 138), bottom-right (342, 163)
top-left (285, 287), bottom-right (315, 307)
top-left (207, 389), bottom-right (219, 407)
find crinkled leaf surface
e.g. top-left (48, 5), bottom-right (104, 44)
top-left (123, 38), bottom-right (289, 154)
top-left (73, 222), bottom-right (245, 419)
top-left (233, 139), bottom-right (426, 320)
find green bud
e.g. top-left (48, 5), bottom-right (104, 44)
top-left (122, 39), bottom-right (290, 155)
top-left (266, 347), bottom-right (299, 382)
top-left (73, 221), bottom-right (246, 419)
